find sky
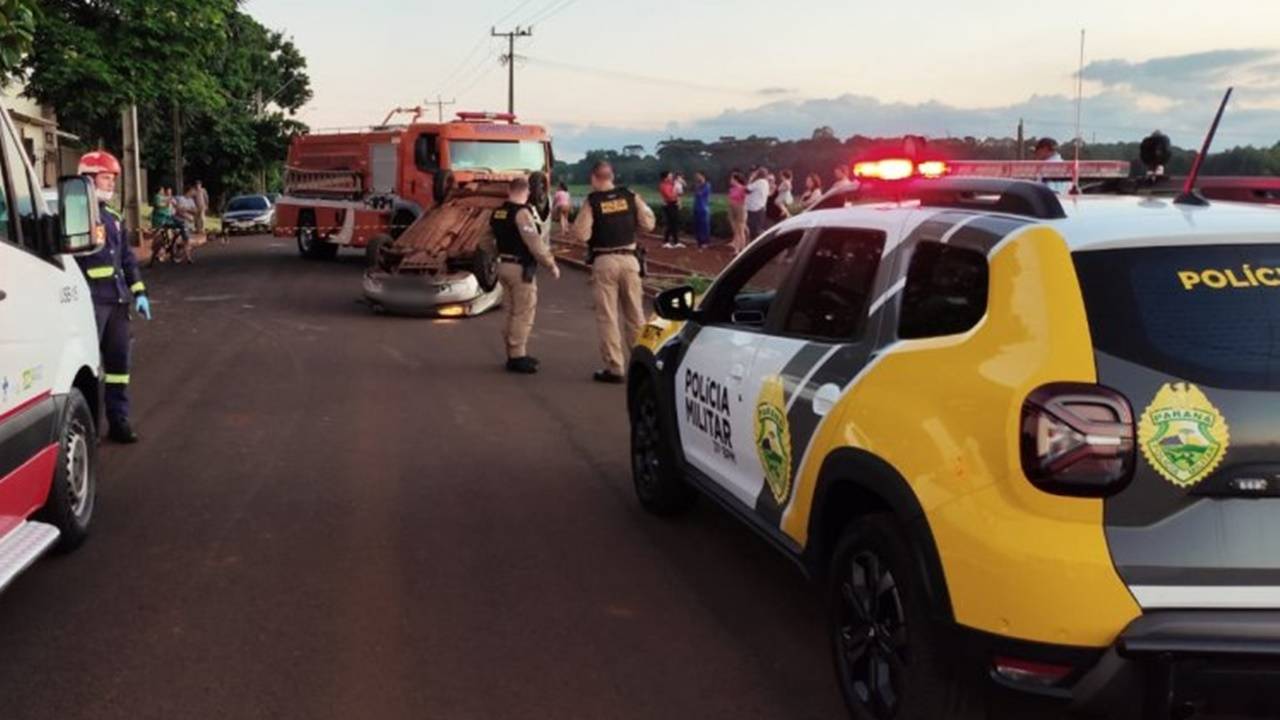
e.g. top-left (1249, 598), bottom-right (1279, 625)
top-left (246, 0), bottom-right (1280, 159)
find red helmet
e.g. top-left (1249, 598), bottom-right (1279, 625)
top-left (78, 150), bottom-right (122, 176)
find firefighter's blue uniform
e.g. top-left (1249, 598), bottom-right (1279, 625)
top-left (75, 203), bottom-right (145, 426)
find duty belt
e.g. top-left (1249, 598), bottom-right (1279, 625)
top-left (592, 247), bottom-right (635, 256)
top-left (498, 254), bottom-right (527, 263)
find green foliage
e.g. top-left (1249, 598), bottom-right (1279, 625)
top-left (0, 0), bottom-right (37, 81)
top-left (561, 131), bottom-right (1280, 191)
top-left (23, 1), bottom-right (311, 203)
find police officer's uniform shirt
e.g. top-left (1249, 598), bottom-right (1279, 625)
top-left (491, 203), bottom-right (555, 268)
top-left (572, 184), bottom-right (656, 246)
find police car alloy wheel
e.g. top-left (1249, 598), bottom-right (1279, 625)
top-left (629, 379), bottom-right (693, 515)
top-left (37, 389), bottom-right (97, 551)
top-left (829, 515), bottom-right (984, 720)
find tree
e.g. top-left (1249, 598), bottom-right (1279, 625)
top-left (0, 0), bottom-right (36, 82)
top-left (23, 1), bottom-right (311, 201)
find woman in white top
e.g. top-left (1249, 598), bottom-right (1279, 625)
top-left (800, 173), bottom-right (824, 207)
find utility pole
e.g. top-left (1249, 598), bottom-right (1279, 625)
top-left (121, 105), bottom-right (143, 244)
top-left (1016, 118), bottom-right (1025, 160)
top-left (426, 94), bottom-right (456, 122)
top-left (171, 105), bottom-right (184, 192)
top-left (491, 25), bottom-right (532, 114)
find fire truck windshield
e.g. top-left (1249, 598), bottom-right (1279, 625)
top-left (448, 140), bottom-right (546, 173)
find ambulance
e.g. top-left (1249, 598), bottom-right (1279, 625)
top-left (0, 104), bottom-right (105, 591)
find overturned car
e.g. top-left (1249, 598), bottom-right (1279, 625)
top-left (362, 174), bottom-right (551, 317)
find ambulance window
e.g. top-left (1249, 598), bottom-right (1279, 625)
top-left (414, 134), bottom-right (439, 171)
top-left (898, 242), bottom-right (989, 339)
top-left (704, 230), bottom-right (803, 328)
top-left (0, 118), bottom-right (38, 252)
top-left (782, 228), bottom-right (885, 340)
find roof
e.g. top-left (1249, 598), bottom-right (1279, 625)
top-left (790, 191), bottom-right (1280, 253)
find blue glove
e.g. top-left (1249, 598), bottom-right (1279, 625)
top-left (135, 294), bottom-right (152, 320)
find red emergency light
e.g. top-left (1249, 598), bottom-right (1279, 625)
top-left (455, 111), bottom-right (518, 123)
top-left (853, 158), bottom-right (950, 181)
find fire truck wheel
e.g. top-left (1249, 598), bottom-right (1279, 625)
top-left (471, 247), bottom-right (499, 292)
top-left (37, 388), bottom-right (96, 552)
top-left (366, 234), bottom-right (392, 269)
top-left (433, 170), bottom-right (457, 205)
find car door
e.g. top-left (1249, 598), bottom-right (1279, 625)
top-left (737, 222), bottom-right (899, 529)
top-left (676, 229), bottom-right (807, 507)
top-left (0, 110), bottom-right (61, 535)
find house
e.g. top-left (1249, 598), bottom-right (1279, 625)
top-left (1, 84), bottom-right (80, 187)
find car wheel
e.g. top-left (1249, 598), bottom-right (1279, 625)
top-left (471, 247), bottom-right (499, 293)
top-left (630, 376), bottom-right (693, 515)
top-left (36, 389), bottom-right (96, 552)
top-left (829, 515), bottom-right (986, 720)
top-left (366, 234), bottom-right (392, 269)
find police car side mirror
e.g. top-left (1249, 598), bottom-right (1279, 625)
top-left (654, 284), bottom-right (697, 321)
top-left (56, 175), bottom-right (103, 255)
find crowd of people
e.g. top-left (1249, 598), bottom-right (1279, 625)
top-left (538, 163), bottom-right (866, 257)
top-left (148, 180), bottom-right (210, 264)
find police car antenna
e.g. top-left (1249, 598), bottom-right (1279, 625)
top-left (1071, 29), bottom-right (1084, 195)
top-left (1176, 86), bottom-right (1233, 207)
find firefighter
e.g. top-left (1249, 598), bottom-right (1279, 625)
top-left (572, 160), bottom-right (656, 384)
top-left (491, 175), bottom-right (560, 374)
top-left (75, 150), bottom-right (151, 443)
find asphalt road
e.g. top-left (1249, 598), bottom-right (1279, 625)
top-left (0, 236), bottom-right (848, 720)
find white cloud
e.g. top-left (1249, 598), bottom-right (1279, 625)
top-left (550, 49), bottom-right (1280, 160)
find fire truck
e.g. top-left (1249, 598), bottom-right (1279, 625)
top-left (274, 108), bottom-right (553, 260)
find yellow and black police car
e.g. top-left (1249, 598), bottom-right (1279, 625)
top-left (626, 164), bottom-right (1280, 718)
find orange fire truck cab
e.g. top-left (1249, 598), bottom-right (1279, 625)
top-left (274, 108), bottom-right (553, 260)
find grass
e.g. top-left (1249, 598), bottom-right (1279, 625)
top-left (564, 184), bottom-right (730, 214)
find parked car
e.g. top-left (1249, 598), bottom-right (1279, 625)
top-left (221, 194), bottom-right (274, 235)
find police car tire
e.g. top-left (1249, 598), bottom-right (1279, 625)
top-left (829, 515), bottom-right (987, 720)
top-left (366, 234), bottom-right (392, 269)
top-left (629, 377), bottom-right (694, 515)
top-left (37, 389), bottom-right (96, 552)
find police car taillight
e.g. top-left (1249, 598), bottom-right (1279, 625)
top-left (852, 159), bottom-right (949, 181)
top-left (1020, 383), bottom-right (1135, 497)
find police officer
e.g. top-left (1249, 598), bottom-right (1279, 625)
top-left (572, 160), bottom-right (656, 384)
top-left (75, 151), bottom-right (151, 443)
top-left (491, 175), bottom-right (560, 374)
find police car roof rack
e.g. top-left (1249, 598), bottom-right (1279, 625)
top-left (914, 178), bottom-right (1067, 220)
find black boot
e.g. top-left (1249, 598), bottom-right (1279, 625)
top-left (592, 370), bottom-right (625, 384)
top-left (505, 357), bottom-right (538, 374)
top-left (108, 417), bottom-right (139, 444)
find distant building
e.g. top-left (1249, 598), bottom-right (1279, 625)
top-left (1, 84), bottom-right (80, 187)
top-left (622, 144), bottom-right (645, 158)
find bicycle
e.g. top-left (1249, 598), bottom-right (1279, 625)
top-left (147, 223), bottom-right (193, 267)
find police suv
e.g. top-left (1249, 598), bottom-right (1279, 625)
top-left (628, 162), bottom-right (1280, 718)
top-left (0, 104), bottom-right (105, 591)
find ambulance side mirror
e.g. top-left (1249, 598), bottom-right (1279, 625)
top-left (56, 175), bottom-right (103, 255)
top-left (654, 285), bottom-right (697, 321)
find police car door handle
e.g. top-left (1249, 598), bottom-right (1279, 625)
top-left (729, 363), bottom-right (747, 382)
top-left (812, 383), bottom-right (842, 417)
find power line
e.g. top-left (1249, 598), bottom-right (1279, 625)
top-left (523, 55), bottom-right (762, 96)
top-left (495, 0), bottom-right (540, 26)
top-left (524, 0), bottom-right (580, 26)
top-left (455, 61), bottom-right (501, 104)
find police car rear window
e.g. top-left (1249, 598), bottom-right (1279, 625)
top-left (1074, 245), bottom-right (1280, 390)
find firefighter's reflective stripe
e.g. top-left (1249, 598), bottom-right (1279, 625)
top-left (129, 281), bottom-right (146, 294)
top-left (104, 373), bottom-right (130, 385)
top-left (86, 266), bottom-right (115, 279)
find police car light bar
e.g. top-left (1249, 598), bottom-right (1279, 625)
top-left (853, 158), bottom-right (948, 181)
top-left (946, 160), bottom-right (1129, 181)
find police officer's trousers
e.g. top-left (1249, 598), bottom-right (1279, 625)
top-left (94, 303), bottom-right (132, 423)
top-left (590, 253), bottom-right (645, 376)
top-left (497, 262), bottom-right (537, 358)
